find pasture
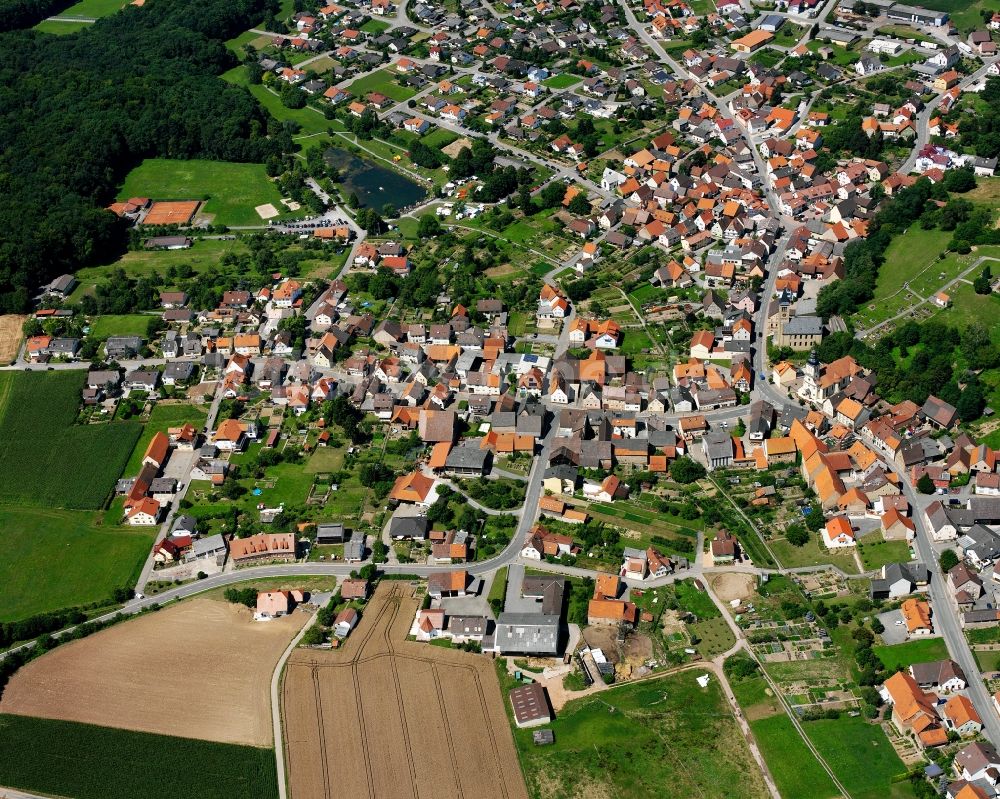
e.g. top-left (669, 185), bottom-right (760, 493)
top-left (0, 506), bottom-right (153, 622)
top-left (117, 158), bottom-right (295, 227)
top-left (0, 714), bottom-right (278, 799)
top-left (282, 583), bottom-right (526, 799)
top-left (1, 597), bottom-right (305, 746)
top-left (510, 669), bottom-right (769, 799)
top-left (0, 371), bottom-right (141, 509)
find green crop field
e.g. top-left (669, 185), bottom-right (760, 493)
top-left (123, 403), bottom-right (207, 475)
top-left (804, 715), bottom-right (912, 799)
top-left (88, 314), bottom-right (154, 340)
top-left (0, 715), bottom-right (278, 799)
top-left (346, 69), bottom-right (417, 102)
top-left (508, 670), bottom-right (769, 799)
top-left (0, 506), bottom-right (153, 621)
top-left (0, 372), bottom-right (140, 509)
top-left (873, 638), bottom-right (950, 671)
top-left (117, 158), bottom-right (296, 227)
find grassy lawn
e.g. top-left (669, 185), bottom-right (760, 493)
top-left (731, 673), bottom-right (839, 799)
top-left (0, 506), bottom-right (154, 622)
top-left (506, 669), bottom-right (769, 799)
top-left (123, 403), bottom-right (207, 476)
top-left (117, 158), bottom-right (296, 227)
top-left (770, 534), bottom-right (860, 574)
top-left (33, 18), bottom-right (93, 32)
top-left (933, 276), bottom-right (1000, 335)
top-left (346, 69), bottom-right (417, 102)
top-left (857, 538), bottom-right (913, 571)
top-left (487, 565), bottom-right (508, 604)
top-left (873, 638), bottom-right (950, 671)
top-left (619, 329), bottom-right (653, 356)
top-left (864, 227), bottom-right (951, 308)
top-left (542, 73), bottom-right (581, 89)
top-left (749, 48), bottom-right (784, 68)
top-left (88, 314), bottom-right (154, 340)
top-left (804, 716), bottom-right (914, 799)
top-left (422, 127), bottom-right (458, 149)
top-left (0, 715), bottom-right (277, 799)
top-left (689, 616), bottom-right (735, 658)
top-left (360, 18), bottom-right (390, 33)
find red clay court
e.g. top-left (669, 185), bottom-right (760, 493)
top-left (143, 200), bottom-right (199, 225)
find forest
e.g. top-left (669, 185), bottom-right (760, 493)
top-left (0, 0), bottom-right (284, 312)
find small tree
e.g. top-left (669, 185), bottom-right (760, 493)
top-left (939, 548), bottom-right (959, 573)
top-left (916, 473), bottom-right (935, 495)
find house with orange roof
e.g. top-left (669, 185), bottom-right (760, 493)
top-left (126, 497), bottom-right (162, 526)
top-left (880, 671), bottom-right (947, 748)
top-left (881, 508), bottom-right (915, 541)
top-left (822, 515), bottom-right (855, 549)
top-left (942, 695), bottom-right (983, 738)
top-left (389, 471), bottom-right (439, 506)
top-left (143, 431), bottom-right (171, 470)
top-left (901, 598), bottom-right (932, 636)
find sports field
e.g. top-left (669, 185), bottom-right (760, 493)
top-left (282, 582), bottom-right (526, 799)
top-left (0, 506), bottom-right (153, 622)
top-left (0, 714), bottom-right (278, 799)
top-left (2, 597), bottom-right (305, 746)
top-left (117, 159), bottom-right (294, 226)
top-left (0, 371), bottom-right (140, 509)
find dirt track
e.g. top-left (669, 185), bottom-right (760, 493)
top-left (1, 597), bottom-right (306, 746)
top-left (707, 572), bottom-right (757, 603)
top-left (0, 315), bottom-right (27, 363)
top-left (283, 583), bottom-right (528, 799)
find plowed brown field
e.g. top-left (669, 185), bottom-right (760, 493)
top-left (0, 597), bottom-right (306, 746)
top-left (282, 582), bottom-right (527, 799)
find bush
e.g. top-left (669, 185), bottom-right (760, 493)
top-left (223, 587), bottom-right (257, 608)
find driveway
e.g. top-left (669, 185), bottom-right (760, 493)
top-left (878, 610), bottom-right (909, 645)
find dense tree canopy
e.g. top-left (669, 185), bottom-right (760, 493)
top-left (0, 0), bottom-right (282, 311)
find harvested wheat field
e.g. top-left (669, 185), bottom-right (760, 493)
top-left (0, 315), bottom-right (27, 363)
top-left (1, 597), bottom-right (306, 746)
top-left (283, 582), bottom-right (527, 799)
